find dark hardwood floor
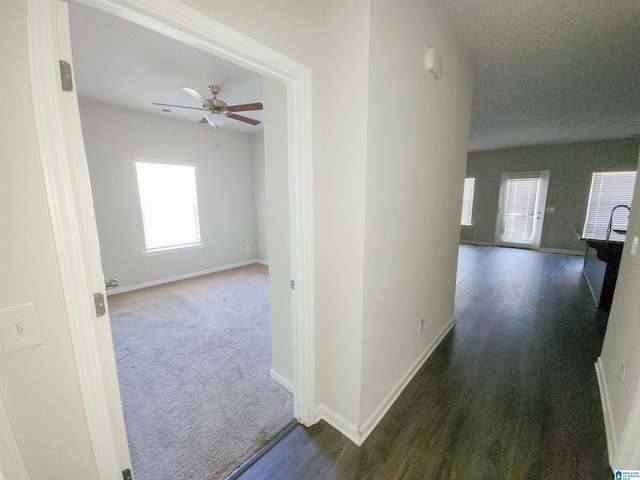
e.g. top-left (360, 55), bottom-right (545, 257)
top-left (235, 245), bottom-right (611, 479)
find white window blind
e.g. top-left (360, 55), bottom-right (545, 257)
top-left (135, 162), bottom-right (201, 251)
top-left (461, 177), bottom-right (475, 225)
top-left (582, 171), bottom-right (636, 241)
top-left (502, 177), bottom-right (539, 243)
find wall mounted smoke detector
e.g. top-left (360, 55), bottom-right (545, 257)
top-left (426, 48), bottom-right (443, 79)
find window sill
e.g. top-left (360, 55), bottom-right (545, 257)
top-left (142, 243), bottom-right (206, 257)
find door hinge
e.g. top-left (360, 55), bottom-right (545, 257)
top-left (59, 60), bottom-right (73, 92)
top-left (290, 280), bottom-right (295, 290)
top-left (93, 292), bottom-right (106, 317)
top-left (122, 469), bottom-right (133, 480)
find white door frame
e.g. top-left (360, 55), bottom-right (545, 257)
top-left (495, 170), bottom-right (549, 250)
top-left (24, 0), bottom-right (315, 477)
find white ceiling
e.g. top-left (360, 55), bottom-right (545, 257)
top-left (69, 1), bottom-right (640, 150)
top-left (439, 0), bottom-right (640, 152)
top-left (68, 2), bottom-right (263, 133)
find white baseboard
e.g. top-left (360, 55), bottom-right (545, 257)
top-left (539, 248), bottom-right (585, 256)
top-left (357, 317), bottom-right (456, 445)
top-left (270, 369), bottom-right (294, 394)
top-left (255, 259), bottom-right (269, 266)
top-left (315, 403), bottom-right (362, 445)
top-left (107, 259), bottom-right (265, 295)
top-left (460, 240), bottom-right (494, 246)
top-left (317, 317), bottom-right (455, 447)
top-left (596, 357), bottom-right (617, 465)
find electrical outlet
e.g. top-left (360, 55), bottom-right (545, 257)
top-left (419, 319), bottom-right (424, 335)
top-left (631, 236), bottom-right (639, 257)
top-left (619, 362), bottom-right (626, 384)
top-left (245, 245), bottom-right (250, 252)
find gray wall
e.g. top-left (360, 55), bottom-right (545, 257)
top-left (461, 138), bottom-right (640, 253)
top-left (79, 99), bottom-right (267, 291)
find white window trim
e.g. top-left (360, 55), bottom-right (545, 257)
top-left (582, 171), bottom-right (636, 241)
top-left (141, 242), bottom-right (206, 256)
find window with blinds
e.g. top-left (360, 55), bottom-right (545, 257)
top-left (135, 162), bottom-right (202, 252)
top-left (502, 177), bottom-right (539, 243)
top-left (461, 178), bottom-right (475, 225)
top-left (582, 171), bottom-right (636, 241)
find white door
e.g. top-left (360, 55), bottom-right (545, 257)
top-left (55, 1), bottom-right (133, 475)
top-left (495, 171), bottom-right (549, 249)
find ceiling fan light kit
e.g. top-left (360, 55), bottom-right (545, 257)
top-left (202, 112), bottom-right (226, 127)
top-left (152, 84), bottom-right (263, 128)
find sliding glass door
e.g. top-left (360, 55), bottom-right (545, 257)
top-left (495, 171), bottom-right (549, 249)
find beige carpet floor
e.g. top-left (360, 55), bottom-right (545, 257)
top-left (107, 264), bottom-right (293, 480)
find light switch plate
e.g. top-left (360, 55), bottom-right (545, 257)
top-left (0, 303), bottom-right (45, 354)
top-left (631, 236), bottom-right (639, 257)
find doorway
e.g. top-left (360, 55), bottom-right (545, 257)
top-left (26, 0), bottom-right (316, 477)
top-left (67, 6), bottom-right (294, 475)
top-left (495, 171), bottom-right (549, 249)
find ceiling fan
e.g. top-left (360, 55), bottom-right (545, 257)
top-left (152, 85), bottom-right (263, 127)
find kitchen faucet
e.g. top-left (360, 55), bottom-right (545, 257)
top-left (606, 205), bottom-right (631, 240)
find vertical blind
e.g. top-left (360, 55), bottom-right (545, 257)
top-left (136, 162), bottom-right (201, 251)
top-left (502, 177), bottom-right (539, 243)
top-left (461, 177), bottom-right (475, 226)
top-left (582, 171), bottom-right (636, 241)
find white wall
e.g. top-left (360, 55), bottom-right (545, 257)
top-left (78, 99), bottom-right (266, 290)
top-left (262, 78), bottom-right (293, 387)
top-left (0, 2), bottom-right (99, 478)
top-left (360, 0), bottom-right (473, 430)
top-left (599, 149), bottom-right (640, 465)
top-left (313, 0), bottom-right (372, 429)
top-left (252, 134), bottom-right (268, 262)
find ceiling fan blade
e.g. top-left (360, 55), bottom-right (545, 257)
top-left (227, 113), bottom-right (261, 126)
top-left (227, 102), bottom-right (264, 112)
top-left (152, 102), bottom-right (205, 111)
top-left (182, 86), bottom-right (213, 107)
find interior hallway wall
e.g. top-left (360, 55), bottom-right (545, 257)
top-left (78, 99), bottom-right (266, 291)
top-left (360, 0), bottom-right (473, 428)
